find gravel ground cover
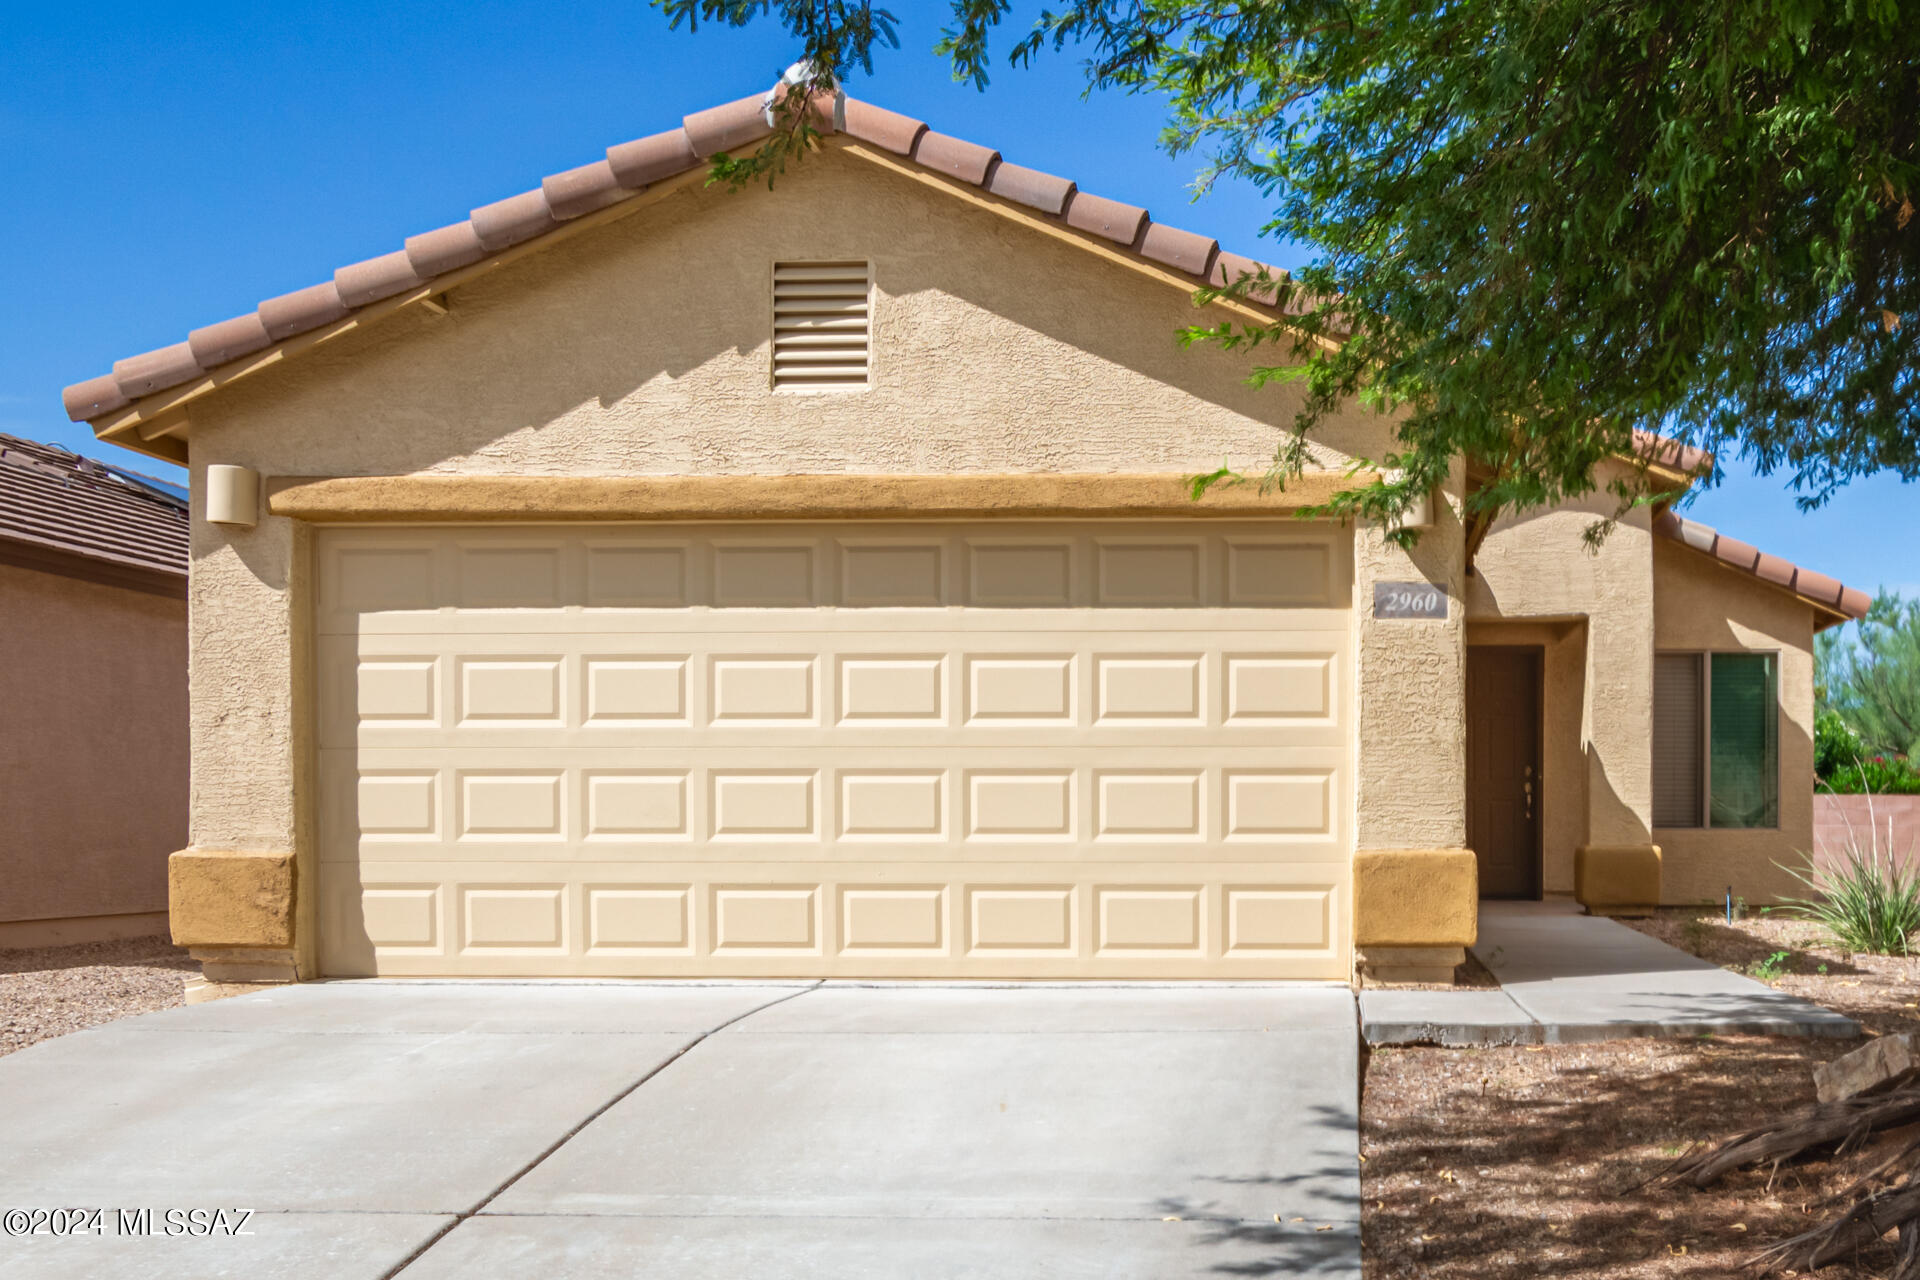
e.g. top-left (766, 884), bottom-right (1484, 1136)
top-left (1362, 908), bottom-right (1920, 1278)
top-left (0, 935), bottom-right (194, 1057)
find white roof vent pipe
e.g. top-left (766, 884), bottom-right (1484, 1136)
top-left (765, 59), bottom-right (846, 132)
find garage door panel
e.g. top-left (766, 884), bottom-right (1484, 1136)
top-left (320, 860), bottom-right (1351, 977)
top-left (319, 526), bottom-right (1353, 629)
top-left (325, 636), bottom-right (1350, 750)
top-left (318, 523), bottom-right (1352, 978)
top-left (324, 758), bottom-right (1344, 865)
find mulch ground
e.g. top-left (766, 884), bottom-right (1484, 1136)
top-left (0, 935), bottom-right (194, 1058)
top-left (1362, 909), bottom-right (1920, 1279)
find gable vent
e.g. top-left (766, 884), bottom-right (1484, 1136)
top-left (772, 261), bottom-right (871, 390)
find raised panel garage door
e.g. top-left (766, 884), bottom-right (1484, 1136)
top-left (316, 522), bottom-right (1353, 978)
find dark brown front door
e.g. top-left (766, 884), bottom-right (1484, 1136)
top-left (1467, 646), bottom-right (1542, 899)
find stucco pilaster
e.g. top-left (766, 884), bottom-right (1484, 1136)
top-left (1351, 480), bottom-right (1469, 851)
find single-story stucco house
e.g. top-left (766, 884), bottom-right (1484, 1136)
top-left (61, 81), bottom-right (1868, 994)
top-left (0, 434), bottom-right (188, 947)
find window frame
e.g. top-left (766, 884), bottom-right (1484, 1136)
top-left (1653, 648), bottom-right (1780, 831)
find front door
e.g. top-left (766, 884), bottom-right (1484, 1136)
top-left (1466, 645), bottom-right (1542, 899)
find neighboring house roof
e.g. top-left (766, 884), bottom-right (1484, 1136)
top-left (0, 434), bottom-right (188, 597)
top-left (1654, 508), bottom-right (1870, 624)
top-left (59, 85), bottom-right (1302, 457)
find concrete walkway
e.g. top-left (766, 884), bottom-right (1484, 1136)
top-left (1362, 901), bottom-right (1861, 1045)
top-left (0, 981), bottom-right (1360, 1279)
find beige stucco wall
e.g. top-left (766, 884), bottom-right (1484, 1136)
top-left (0, 561), bottom-right (187, 925)
top-left (1652, 537), bottom-right (1817, 904)
top-left (179, 146), bottom-right (1421, 973)
top-left (1465, 478), bottom-right (1658, 858)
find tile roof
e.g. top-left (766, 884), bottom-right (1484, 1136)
top-left (0, 434), bottom-right (187, 582)
top-left (1654, 508), bottom-right (1870, 622)
top-left (61, 84), bottom-right (1300, 430)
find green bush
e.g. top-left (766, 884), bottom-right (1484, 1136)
top-left (1778, 840), bottom-right (1920, 955)
top-left (1819, 755), bottom-right (1920, 795)
top-left (1814, 710), bottom-right (1862, 780)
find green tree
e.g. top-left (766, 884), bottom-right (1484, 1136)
top-left (1824, 592), bottom-right (1920, 760)
top-left (660, 1), bottom-right (1918, 533)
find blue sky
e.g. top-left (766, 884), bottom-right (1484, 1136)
top-left (4, 2), bottom-right (1910, 599)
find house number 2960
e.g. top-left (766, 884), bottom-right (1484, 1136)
top-left (1372, 581), bottom-right (1447, 620)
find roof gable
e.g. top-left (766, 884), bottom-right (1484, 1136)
top-left (63, 84), bottom-right (1301, 464)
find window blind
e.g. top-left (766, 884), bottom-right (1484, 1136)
top-left (1653, 653), bottom-right (1705, 827)
top-left (1710, 653), bottom-right (1778, 828)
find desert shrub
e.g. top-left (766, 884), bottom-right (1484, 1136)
top-left (1819, 754), bottom-right (1920, 795)
top-left (1778, 837), bottom-right (1920, 955)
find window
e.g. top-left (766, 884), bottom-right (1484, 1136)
top-left (1653, 651), bottom-right (1778, 829)
top-left (771, 261), bottom-right (870, 390)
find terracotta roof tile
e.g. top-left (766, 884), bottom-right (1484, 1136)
top-left (911, 130), bottom-right (998, 185)
top-left (1065, 191), bottom-right (1148, 246)
top-left (606, 127), bottom-right (699, 188)
top-left (1712, 534), bottom-right (1759, 573)
top-left (1633, 429), bottom-right (1711, 476)
top-left (0, 434), bottom-right (186, 582)
top-left (113, 344), bottom-right (201, 398)
top-left (59, 83), bottom-right (1328, 431)
top-left (258, 281), bottom-right (351, 342)
top-left (188, 312), bottom-right (272, 367)
top-left (471, 189), bottom-right (560, 252)
top-left (61, 373), bottom-right (129, 421)
top-left (986, 161), bottom-right (1076, 215)
top-left (1209, 250), bottom-right (1284, 306)
top-left (542, 160), bottom-right (625, 219)
top-left (683, 94), bottom-right (772, 158)
top-left (1653, 510), bottom-right (1868, 621)
top-left (335, 251), bottom-right (424, 308)
top-left (404, 220), bottom-right (487, 277)
top-left (1795, 568), bottom-right (1842, 606)
top-left (1753, 551), bottom-right (1796, 588)
top-left (843, 99), bottom-right (926, 155)
top-left (1139, 222), bottom-right (1218, 276)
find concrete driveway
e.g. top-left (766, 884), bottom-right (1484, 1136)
top-left (0, 981), bottom-right (1359, 1279)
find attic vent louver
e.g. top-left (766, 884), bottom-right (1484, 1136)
top-left (772, 261), bottom-right (871, 390)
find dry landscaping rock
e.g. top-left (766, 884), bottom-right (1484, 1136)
top-left (0, 935), bottom-right (194, 1057)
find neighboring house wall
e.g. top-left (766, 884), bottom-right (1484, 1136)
top-left (0, 560), bottom-right (188, 936)
top-left (1652, 536), bottom-right (1816, 903)
top-left (1814, 794), bottom-right (1920, 869)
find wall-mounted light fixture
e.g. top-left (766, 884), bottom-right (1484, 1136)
top-left (1383, 469), bottom-right (1433, 532)
top-left (205, 464), bottom-right (260, 528)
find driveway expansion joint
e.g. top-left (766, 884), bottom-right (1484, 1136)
top-left (380, 980), bottom-right (823, 1279)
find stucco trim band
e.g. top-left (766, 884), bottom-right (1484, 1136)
top-left (267, 471), bottom-right (1380, 523)
top-left (168, 849), bottom-right (295, 949)
top-left (1353, 848), bottom-right (1479, 948)
top-left (1574, 844), bottom-right (1662, 916)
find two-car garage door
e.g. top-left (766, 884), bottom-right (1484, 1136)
top-left (316, 521), bottom-right (1352, 979)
